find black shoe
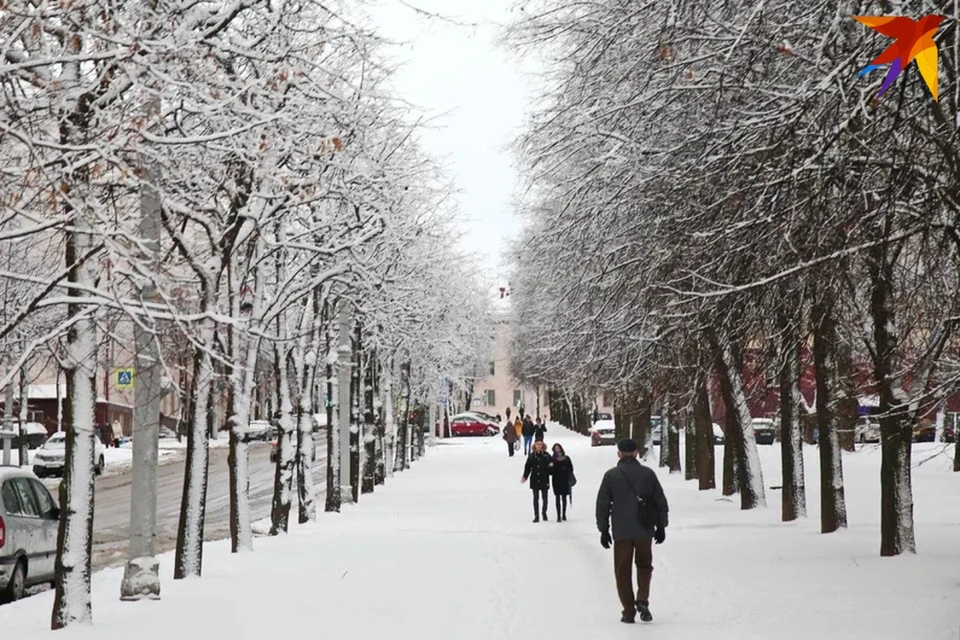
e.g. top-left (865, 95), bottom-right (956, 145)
top-left (620, 616), bottom-right (635, 624)
top-left (533, 516), bottom-right (539, 523)
top-left (562, 513), bottom-right (567, 521)
top-left (636, 601), bottom-right (653, 622)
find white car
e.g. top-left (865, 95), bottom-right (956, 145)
top-left (591, 419), bottom-right (616, 446)
top-left (32, 432), bottom-right (105, 478)
top-left (0, 467), bottom-right (60, 602)
top-left (713, 423), bottom-right (725, 444)
top-left (246, 420), bottom-right (273, 441)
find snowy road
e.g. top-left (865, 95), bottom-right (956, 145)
top-left (90, 442), bottom-right (328, 569)
top-left (4, 428), bottom-right (958, 638)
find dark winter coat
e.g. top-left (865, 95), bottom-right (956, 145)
top-left (595, 457), bottom-right (669, 541)
top-left (533, 424), bottom-right (547, 441)
top-left (523, 451), bottom-right (552, 491)
top-left (502, 423), bottom-right (518, 444)
top-left (521, 418), bottom-right (535, 437)
top-left (550, 455), bottom-right (574, 496)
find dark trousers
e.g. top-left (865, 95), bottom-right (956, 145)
top-left (532, 487), bottom-right (548, 519)
top-left (554, 494), bottom-right (567, 520)
top-left (613, 538), bottom-right (654, 618)
top-left (523, 435), bottom-right (533, 454)
top-left (507, 441), bottom-right (515, 456)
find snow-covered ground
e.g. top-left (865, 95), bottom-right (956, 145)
top-left (2, 427), bottom-right (957, 638)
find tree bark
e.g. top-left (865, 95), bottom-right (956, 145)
top-left (867, 247), bottom-right (914, 555)
top-left (361, 350), bottom-right (376, 494)
top-left (812, 294), bottom-right (848, 534)
top-left (779, 336), bottom-right (806, 522)
top-left (349, 322), bottom-right (361, 502)
top-left (666, 403), bottom-right (681, 474)
top-left (270, 348), bottom-right (295, 535)
top-left (684, 401), bottom-right (697, 481)
top-left (713, 340), bottom-right (765, 509)
top-left (694, 376), bottom-right (715, 490)
top-left (325, 306), bottom-right (341, 512)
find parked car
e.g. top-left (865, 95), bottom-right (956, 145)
top-left (270, 440), bottom-right (278, 463)
top-left (0, 466), bottom-right (60, 602)
top-left (650, 416), bottom-right (662, 445)
top-left (33, 432), bottom-right (105, 478)
top-left (591, 419), bottom-right (616, 446)
top-left (438, 413), bottom-right (498, 436)
top-left (450, 416), bottom-right (498, 437)
top-left (14, 423), bottom-right (49, 450)
top-left (751, 418), bottom-right (776, 445)
top-left (246, 420), bottom-right (272, 441)
top-left (593, 412), bottom-right (613, 422)
top-left (855, 417), bottom-right (881, 444)
top-left (158, 427), bottom-right (177, 439)
top-left (312, 413), bottom-right (328, 432)
top-left (713, 423), bottom-right (725, 445)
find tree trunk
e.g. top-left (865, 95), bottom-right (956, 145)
top-left (684, 402), bottom-right (697, 481)
top-left (812, 295), bottom-right (848, 534)
top-left (374, 359), bottom-right (386, 485)
top-left (635, 392), bottom-right (654, 462)
top-left (659, 397), bottom-right (670, 469)
top-left (324, 305), bottom-right (341, 512)
top-left (395, 362), bottom-right (410, 472)
top-left (174, 344), bottom-right (212, 578)
top-left (361, 350), bottom-right (376, 494)
top-left (270, 348), bottom-right (295, 535)
top-left (868, 249), bottom-right (914, 555)
top-left (296, 356), bottom-right (315, 524)
top-left (779, 337), bottom-right (806, 522)
top-left (349, 323), bottom-right (361, 502)
top-left (667, 405), bottom-right (681, 474)
top-left (52, 224), bottom-right (97, 628)
top-left (694, 376), bottom-right (716, 490)
top-left (714, 341), bottom-right (765, 509)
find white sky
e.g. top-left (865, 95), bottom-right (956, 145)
top-left (368, 0), bottom-right (535, 285)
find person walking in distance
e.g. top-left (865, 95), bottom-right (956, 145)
top-left (549, 443), bottom-right (574, 522)
top-left (522, 440), bottom-right (552, 522)
top-left (502, 418), bottom-right (518, 456)
top-left (513, 415), bottom-right (523, 445)
top-left (534, 417), bottom-right (548, 442)
top-left (521, 415), bottom-right (535, 454)
top-left (595, 438), bottom-right (669, 624)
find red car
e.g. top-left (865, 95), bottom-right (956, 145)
top-left (450, 416), bottom-right (498, 437)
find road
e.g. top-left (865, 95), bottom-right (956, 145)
top-left (91, 442), bottom-right (327, 570)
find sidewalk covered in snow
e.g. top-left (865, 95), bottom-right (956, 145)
top-left (2, 426), bottom-right (957, 639)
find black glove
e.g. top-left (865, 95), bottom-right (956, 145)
top-left (600, 531), bottom-right (612, 549)
top-left (654, 527), bottom-right (666, 545)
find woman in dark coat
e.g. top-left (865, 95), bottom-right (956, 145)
top-left (502, 419), bottom-right (518, 456)
top-left (549, 443), bottom-right (574, 522)
top-left (522, 440), bottom-right (552, 522)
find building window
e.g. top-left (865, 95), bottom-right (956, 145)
top-left (483, 390), bottom-right (496, 406)
top-left (489, 361), bottom-right (495, 376)
top-left (513, 389), bottom-right (523, 407)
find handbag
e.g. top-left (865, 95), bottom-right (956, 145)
top-left (618, 467), bottom-right (658, 529)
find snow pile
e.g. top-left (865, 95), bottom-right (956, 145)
top-left (1, 428), bottom-right (956, 638)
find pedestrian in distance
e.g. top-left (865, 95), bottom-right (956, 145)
top-left (513, 416), bottom-right (523, 444)
top-left (521, 415), bottom-right (535, 454)
top-left (502, 419), bottom-right (518, 456)
top-left (534, 417), bottom-right (548, 442)
top-left (595, 438), bottom-right (669, 625)
top-left (521, 440), bottom-right (552, 522)
top-left (548, 443), bottom-right (574, 522)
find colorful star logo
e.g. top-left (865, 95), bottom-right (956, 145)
top-left (853, 15), bottom-right (944, 101)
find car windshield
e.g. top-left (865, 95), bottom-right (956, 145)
top-left (45, 435), bottom-right (66, 449)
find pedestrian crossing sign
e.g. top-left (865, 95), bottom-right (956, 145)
top-left (115, 368), bottom-right (134, 390)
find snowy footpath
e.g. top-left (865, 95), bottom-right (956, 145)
top-left (1, 426), bottom-right (958, 639)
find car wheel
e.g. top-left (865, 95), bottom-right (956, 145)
top-left (95, 455), bottom-right (105, 476)
top-left (1, 559), bottom-right (26, 604)
top-left (33, 466), bottom-right (44, 478)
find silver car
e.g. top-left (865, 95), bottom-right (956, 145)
top-left (0, 466), bottom-right (60, 602)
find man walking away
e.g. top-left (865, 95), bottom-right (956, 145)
top-left (521, 416), bottom-right (535, 454)
top-left (595, 438), bottom-right (668, 624)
